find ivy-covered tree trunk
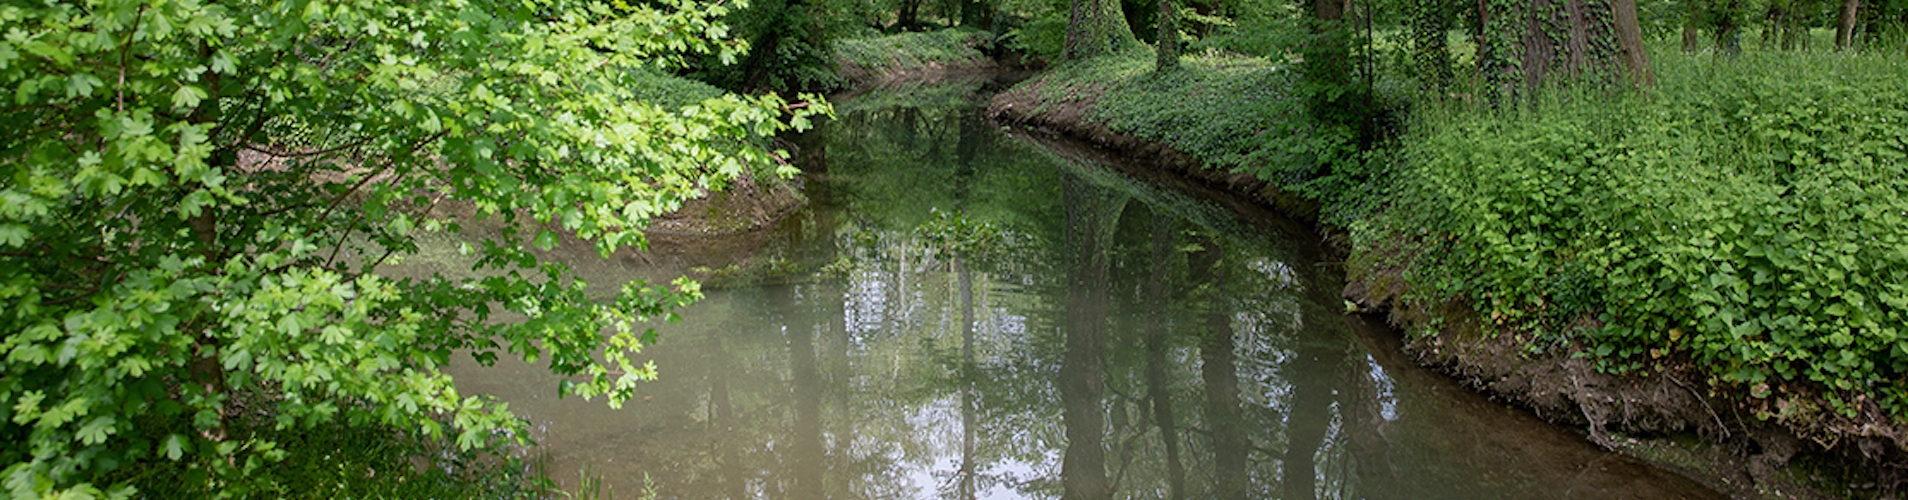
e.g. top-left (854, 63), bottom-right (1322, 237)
top-left (1478, 0), bottom-right (1654, 96)
top-left (1408, 0), bottom-right (1459, 89)
top-left (1304, 0), bottom-right (1373, 151)
top-left (1157, 0), bottom-right (1180, 70)
top-left (1304, 0), bottom-right (1352, 101)
top-left (1064, 0), bottom-right (1142, 60)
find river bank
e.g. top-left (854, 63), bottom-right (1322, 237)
top-left (983, 56), bottom-right (1900, 499)
top-left (445, 69), bottom-right (1745, 499)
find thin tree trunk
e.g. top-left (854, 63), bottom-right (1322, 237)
top-left (1837, 0), bottom-right (1863, 48)
top-left (1156, 0), bottom-right (1179, 70)
top-left (1409, 0), bottom-right (1455, 90)
top-left (958, 257), bottom-right (978, 500)
top-left (784, 285), bottom-right (826, 500)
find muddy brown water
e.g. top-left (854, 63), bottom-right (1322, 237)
top-left (443, 74), bottom-right (1723, 499)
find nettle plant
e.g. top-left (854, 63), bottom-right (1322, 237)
top-left (0, 0), bottom-right (825, 497)
top-left (1394, 51), bottom-right (1908, 423)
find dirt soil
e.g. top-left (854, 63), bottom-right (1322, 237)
top-left (986, 74), bottom-right (1903, 500)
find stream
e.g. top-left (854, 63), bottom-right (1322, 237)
top-left (443, 74), bottom-right (1723, 500)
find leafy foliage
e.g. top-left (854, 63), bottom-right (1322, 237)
top-left (0, 0), bottom-right (824, 497)
top-left (683, 0), bottom-right (867, 91)
top-left (1003, 18), bottom-right (1908, 444)
top-left (1379, 48), bottom-right (1908, 420)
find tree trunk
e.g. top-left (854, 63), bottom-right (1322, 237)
top-left (1478, 0), bottom-right (1654, 97)
top-left (1408, 0), bottom-right (1456, 90)
top-left (783, 285), bottom-right (826, 500)
top-left (1065, 0), bottom-right (1141, 60)
top-left (1190, 234), bottom-right (1245, 500)
top-left (1837, 0), bottom-right (1863, 48)
top-left (1156, 0), bottom-right (1179, 70)
top-left (1143, 212), bottom-right (1185, 500)
top-left (961, 0), bottom-right (988, 27)
top-left (1060, 177), bottom-right (1111, 500)
top-left (1305, 0), bottom-right (1369, 151)
top-left (1714, 0), bottom-right (1743, 54)
top-left (957, 257), bottom-right (979, 500)
top-left (1611, 0), bottom-right (1654, 86)
top-left (899, 0), bottom-right (920, 31)
top-left (1306, 0), bottom-right (1350, 87)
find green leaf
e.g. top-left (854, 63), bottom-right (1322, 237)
top-left (535, 229), bottom-right (558, 252)
top-left (171, 85), bottom-right (208, 110)
top-left (0, 223), bottom-right (29, 247)
top-left (77, 416), bottom-right (116, 445)
top-left (163, 434), bottom-right (186, 460)
top-left (66, 73), bottom-right (104, 98)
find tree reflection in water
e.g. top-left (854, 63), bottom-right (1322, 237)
top-left (441, 74), bottom-right (1724, 500)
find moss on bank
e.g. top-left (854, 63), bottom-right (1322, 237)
top-left (989, 47), bottom-right (1907, 497)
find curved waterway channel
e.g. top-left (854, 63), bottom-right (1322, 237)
top-left (443, 74), bottom-right (1723, 499)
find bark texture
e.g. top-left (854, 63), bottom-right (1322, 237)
top-left (1837, 0), bottom-right (1863, 48)
top-left (1479, 0), bottom-right (1654, 95)
top-left (1065, 0), bottom-right (1142, 60)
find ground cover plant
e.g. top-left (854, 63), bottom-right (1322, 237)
top-left (834, 28), bottom-right (999, 80)
top-left (995, 38), bottom-right (1908, 461)
top-left (1375, 47), bottom-right (1908, 432)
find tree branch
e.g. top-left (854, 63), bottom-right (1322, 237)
top-left (118, 4), bottom-right (149, 113)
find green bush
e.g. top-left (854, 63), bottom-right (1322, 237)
top-left (1003, 15), bottom-right (1070, 60)
top-left (115, 411), bottom-right (540, 499)
top-left (1383, 49), bottom-right (1908, 419)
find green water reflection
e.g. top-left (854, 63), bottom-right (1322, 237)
top-left (446, 74), bottom-right (1720, 500)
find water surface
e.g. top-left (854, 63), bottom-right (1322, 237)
top-left (447, 74), bottom-right (1721, 500)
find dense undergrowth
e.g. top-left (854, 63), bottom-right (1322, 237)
top-left (834, 28), bottom-right (999, 81)
top-left (1004, 43), bottom-right (1908, 447)
top-left (1379, 49), bottom-right (1908, 428)
top-left (110, 404), bottom-right (543, 499)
